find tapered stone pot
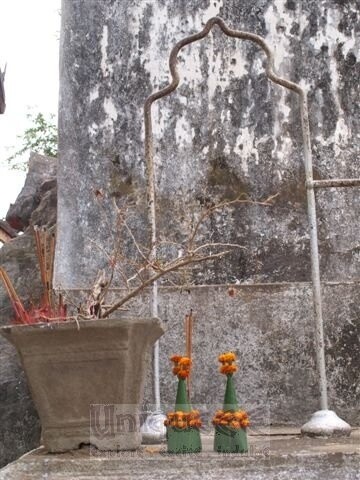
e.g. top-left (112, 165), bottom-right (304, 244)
top-left (0, 316), bottom-right (164, 452)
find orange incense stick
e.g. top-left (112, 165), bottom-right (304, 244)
top-left (185, 309), bottom-right (193, 400)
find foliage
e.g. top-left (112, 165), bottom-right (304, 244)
top-left (7, 112), bottom-right (57, 170)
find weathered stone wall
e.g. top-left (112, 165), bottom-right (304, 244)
top-left (151, 283), bottom-right (359, 427)
top-left (55, 0), bottom-right (359, 424)
top-left (55, 0), bottom-right (359, 287)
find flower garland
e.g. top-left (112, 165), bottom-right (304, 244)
top-left (212, 409), bottom-right (250, 429)
top-left (170, 354), bottom-right (191, 379)
top-left (164, 410), bottom-right (202, 429)
top-left (218, 351), bottom-right (238, 375)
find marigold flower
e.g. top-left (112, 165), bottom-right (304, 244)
top-left (234, 411), bottom-right (246, 421)
top-left (218, 352), bottom-right (236, 363)
top-left (218, 351), bottom-right (238, 375)
top-left (170, 355), bottom-right (182, 363)
top-left (170, 354), bottom-right (191, 379)
top-left (165, 409), bottom-right (202, 429)
top-left (189, 419), bottom-right (202, 428)
top-left (212, 409), bottom-right (250, 429)
top-left (241, 418), bottom-right (250, 428)
top-left (179, 357), bottom-right (191, 366)
top-left (189, 410), bottom-right (200, 419)
top-left (218, 354), bottom-right (227, 363)
top-left (230, 420), bottom-right (241, 429)
top-left (223, 412), bottom-right (233, 420)
top-left (220, 364), bottom-right (238, 375)
top-left (224, 352), bottom-right (236, 362)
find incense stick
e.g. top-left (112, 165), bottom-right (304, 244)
top-left (185, 309), bottom-right (193, 401)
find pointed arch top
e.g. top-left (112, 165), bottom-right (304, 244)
top-left (143, 17), bottom-right (327, 413)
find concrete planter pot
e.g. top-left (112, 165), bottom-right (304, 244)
top-left (0, 316), bottom-right (164, 452)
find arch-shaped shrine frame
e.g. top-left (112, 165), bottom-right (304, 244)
top-left (144, 17), bottom-right (360, 419)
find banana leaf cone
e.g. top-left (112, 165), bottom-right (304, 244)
top-left (166, 378), bottom-right (202, 454)
top-left (214, 374), bottom-right (248, 453)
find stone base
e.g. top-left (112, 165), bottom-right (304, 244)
top-left (2, 429), bottom-right (360, 480)
top-left (301, 410), bottom-right (352, 437)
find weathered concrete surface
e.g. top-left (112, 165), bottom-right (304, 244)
top-left (112, 283), bottom-right (359, 427)
top-left (55, 0), bottom-right (359, 287)
top-left (0, 429), bottom-right (359, 480)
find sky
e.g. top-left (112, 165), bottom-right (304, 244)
top-left (0, 0), bottom-right (61, 219)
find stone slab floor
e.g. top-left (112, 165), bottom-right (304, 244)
top-left (1, 428), bottom-right (359, 480)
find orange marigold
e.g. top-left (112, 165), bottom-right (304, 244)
top-left (218, 352), bottom-right (236, 363)
top-left (212, 409), bottom-right (250, 429)
top-left (220, 364), bottom-right (238, 375)
top-left (242, 418), bottom-right (250, 428)
top-left (170, 355), bottom-right (182, 363)
top-left (165, 409), bottom-right (202, 429)
top-left (170, 354), bottom-right (191, 379)
top-left (179, 357), bottom-right (191, 366)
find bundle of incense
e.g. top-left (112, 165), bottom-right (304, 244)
top-left (0, 267), bottom-right (30, 324)
top-left (34, 227), bottom-right (56, 309)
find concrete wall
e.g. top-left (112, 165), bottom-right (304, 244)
top-left (55, 0), bottom-right (359, 287)
top-left (55, 0), bottom-right (359, 423)
top-left (96, 282), bottom-right (358, 426)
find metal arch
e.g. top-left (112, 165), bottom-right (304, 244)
top-left (144, 17), bottom-right (328, 412)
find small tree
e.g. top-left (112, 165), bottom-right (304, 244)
top-left (7, 112), bottom-right (58, 170)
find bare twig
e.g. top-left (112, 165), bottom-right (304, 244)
top-left (187, 194), bottom-right (278, 251)
top-left (102, 250), bottom-right (229, 317)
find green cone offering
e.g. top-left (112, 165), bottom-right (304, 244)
top-left (165, 356), bottom-right (202, 454)
top-left (213, 352), bottom-right (249, 454)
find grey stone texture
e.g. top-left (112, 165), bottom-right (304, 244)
top-left (55, 0), bottom-right (359, 288)
top-left (120, 283), bottom-right (359, 427)
top-left (6, 152), bottom-right (57, 231)
top-left (0, 429), bottom-right (359, 480)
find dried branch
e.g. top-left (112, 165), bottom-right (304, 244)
top-left (187, 194), bottom-right (278, 251)
top-left (102, 250), bottom-right (229, 317)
